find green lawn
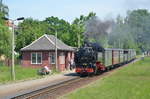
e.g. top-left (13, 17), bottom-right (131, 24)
top-left (0, 65), bottom-right (41, 84)
top-left (63, 57), bottom-right (150, 99)
top-left (0, 65), bottom-right (60, 84)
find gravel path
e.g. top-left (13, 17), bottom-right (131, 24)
top-left (0, 70), bottom-right (77, 99)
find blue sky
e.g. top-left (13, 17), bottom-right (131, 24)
top-left (4, 0), bottom-right (150, 23)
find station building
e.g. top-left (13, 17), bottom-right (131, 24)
top-left (21, 34), bottom-right (74, 71)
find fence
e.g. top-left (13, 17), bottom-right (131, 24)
top-left (0, 59), bottom-right (21, 66)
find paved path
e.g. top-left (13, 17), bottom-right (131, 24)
top-left (0, 70), bottom-right (78, 99)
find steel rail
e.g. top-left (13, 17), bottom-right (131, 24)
top-left (12, 58), bottom-right (138, 99)
top-left (11, 77), bottom-right (82, 99)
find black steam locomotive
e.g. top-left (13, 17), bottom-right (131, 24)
top-left (75, 42), bottom-right (136, 76)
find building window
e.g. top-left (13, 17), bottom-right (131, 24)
top-left (31, 53), bottom-right (42, 64)
top-left (50, 53), bottom-right (55, 64)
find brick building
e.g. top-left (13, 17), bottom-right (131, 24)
top-left (21, 34), bottom-right (74, 71)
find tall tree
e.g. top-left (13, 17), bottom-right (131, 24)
top-left (72, 12), bottom-right (96, 47)
top-left (126, 9), bottom-right (150, 52)
top-left (109, 9), bottom-right (150, 53)
top-left (16, 12), bottom-right (97, 51)
top-left (16, 18), bottom-right (48, 52)
top-left (0, 5), bottom-right (11, 58)
top-left (0, 0), bottom-right (8, 17)
top-left (0, 24), bottom-right (11, 57)
top-left (44, 16), bottom-right (72, 46)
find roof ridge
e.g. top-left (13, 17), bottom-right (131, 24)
top-left (44, 34), bottom-right (60, 49)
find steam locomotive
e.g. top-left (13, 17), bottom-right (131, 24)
top-left (74, 42), bottom-right (136, 76)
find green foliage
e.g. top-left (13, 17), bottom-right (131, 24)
top-left (15, 18), bottom-right (48, 52)
top-left (0, 12), bottom-right (5, 24)
top-left (126, 9), bottom-right (150, 51)
top-left (109, 19), bottom-right (138, 49)
top-left (0, 9), bottom-right (11, 57)
top-left (0, 3), bottom-right (11, 58)
top-left (16, 12), bottom-right (96, 51)
top-left (15, 10), bottom-right (150, 53)
top-left (64, 57), bottom-right (150, 99)
top-left (109, 9), bottom-right (150, 53)
top-left (44, 16), bottom-right (74, 46)
top-left (0, 1), bottom-right (9, 17)
top-left (72, 12), bottom-right (96, 47)
top-left (0, 24), bottom-right (11, 57)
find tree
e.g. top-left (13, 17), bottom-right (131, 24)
top-left (0, 11), bottom-right (11, 57)
top-left (108, 9), bottom-right (150, 54)
top-left (16, 18), bottom-right (48, 52)
top-left (72, 12), bottom-right (96, 47)
top-left (0, 24), bottom-right (11, 57)
top-left (15, 12), bottom-right (98, 51)
top-left (109, 14), bottom-right (139, 49)
top-left (0, 0), bottom-right (9, 17)
top-left (44, 16), bottom-right (73, 46)
top-left (126, 9), bottom-right (150, 52)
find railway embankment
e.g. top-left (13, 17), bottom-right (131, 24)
top-left (63, 57), bottom-right (150, 99)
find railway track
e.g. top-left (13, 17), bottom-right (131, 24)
top-left (11, 71), bottom-right (117, 99)
top-left (11, 77), bottom-right (82, 99)
top-left (11, 59), bottom-right (138, 99)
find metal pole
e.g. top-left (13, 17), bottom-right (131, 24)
top-left (78, 32), bottom-right (80, 48)
top-left (2, 17), bottom-right (24, 81)
top-left (55, 30), bottom-right (58, 70)
top-left (12, 21), bottom-right (15, 80)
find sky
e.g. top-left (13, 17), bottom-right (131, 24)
top-left (4, 0), bottom-right (150, 23)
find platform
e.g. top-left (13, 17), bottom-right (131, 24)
top-left (0, 70), bottom-right (78, 99)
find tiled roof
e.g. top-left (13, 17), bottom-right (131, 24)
top-left (21, 34), bottom-right (74, 51)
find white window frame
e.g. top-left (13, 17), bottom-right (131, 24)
top-left (31, 52), bottom-right (42, 64)
top-left (50, 52), bottom-right (56, 64)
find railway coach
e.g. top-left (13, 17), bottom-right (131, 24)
top-left (75, 43), bottom-right (136, 75)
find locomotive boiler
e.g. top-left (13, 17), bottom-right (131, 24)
top-left (75, 42), bottom-right (106, 75)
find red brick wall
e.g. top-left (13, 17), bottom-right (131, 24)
top-left (58, 52), bottom-right (65, 71)
top-left (22, 51), bottom-right (74, 71)
top-left (22, 51), bottom-right (50, 68)
top-left (65, 52), bottom-right (71, 70)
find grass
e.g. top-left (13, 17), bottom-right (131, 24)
top-left (0, 65), bottom-right (60, 84)
top-left (63, 57), bottom-right (150, 99)
top-left (0, 65), bottom-right (40, 84)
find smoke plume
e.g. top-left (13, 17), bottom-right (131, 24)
top-left (84, 16), bottom-right (114, 47)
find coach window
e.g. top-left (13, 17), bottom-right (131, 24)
top-left (50, 53), bottom-right (55, 64)
top-left (31, 53), bottom-right (42, 64)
